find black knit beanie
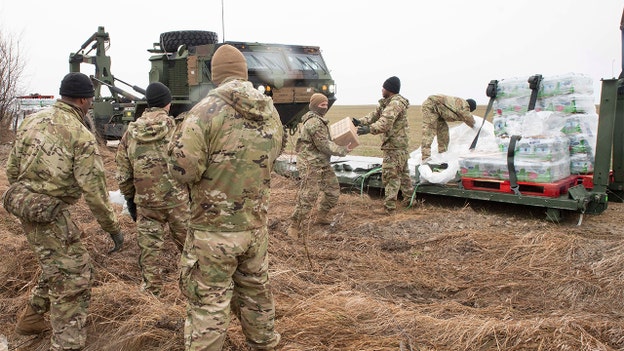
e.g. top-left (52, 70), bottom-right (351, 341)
top-left (466, 98), bottom-right (477, 112)
top-left (382, 76), bottom-right (401, 94)
top-left (145, 82), bottom-right (172, 108)
top-left (59, 72), bottom-right (95, 98)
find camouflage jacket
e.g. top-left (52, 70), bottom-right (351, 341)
top-left (168, 78), bottom-right (285, 231)
top-left (115, 107), bottom-right (188, 209)
top-left (6, 100), bottom-right (120, 234)
top-left (360, 94), bottom-right (410, 151)
top-left (427, 94), bottom-right (475, 127)
top-left (296, 111), bottom-right (348, 165)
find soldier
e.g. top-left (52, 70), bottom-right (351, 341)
top-left (287, 93), bottom-right (352, 238)
top-left (5, 72), bottom-right (124, 350)
top-left (168, 44), bottom-right (284, 351)
top-left (420, 94), bottom-right (477, 163)
top-left (115, 82), bottom-right (190, 297)
top-left (352, 76), bottom-right (413, 214)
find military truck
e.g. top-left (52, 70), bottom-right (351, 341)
top-left (69, 26), bottom-right (337, 140)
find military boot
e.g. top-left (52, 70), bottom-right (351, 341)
top-left (373, 207), bottom-right (395, 216)
top-left (15, 304), bottom-right (49, 335)
top-left (251, 331), bottom-right (281, 351)
top-left (401, 198), bottom-right (413, 208)
top-left (316, 210), bottom-right (332, 225)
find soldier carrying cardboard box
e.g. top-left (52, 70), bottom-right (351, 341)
top-left (287, 93), bottom-right (354, 239)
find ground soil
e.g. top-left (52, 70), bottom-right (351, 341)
top-left (0, 122), bottom-right (623, 351)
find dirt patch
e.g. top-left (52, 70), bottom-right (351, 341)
top-left (0, 137), bottom-right (623, 350)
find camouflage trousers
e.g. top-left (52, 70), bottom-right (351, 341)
top-left (382, 149), bottom-right (414, 210)
top-left (22, 209), bottom-right (92, 351)
top-left (137, 204), bottom-right (189, 296)
top-left (179, 226), bottom-right (279, 351)
top-left (290, 159), bottom-right (340, 224)
top-left (421, 100), bottom-right (454, 160)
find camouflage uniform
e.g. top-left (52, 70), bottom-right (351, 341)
top-left (359, 94), bottom-right (413, 210)
top-left (290, 111), bottom-right (349, 225)
top-left (6, 100), bottom-right (121, 350)
top-left (421, 94), bottom-right (476, 160)
top-left (168, 78), bottom-right (285, 351)
top-left (115, 107), bottom-right (190, 296)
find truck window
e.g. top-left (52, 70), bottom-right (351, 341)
top-left (286, 54), bottom-right (328, 74)
top-left (243, 52), bottom-right (287, 73)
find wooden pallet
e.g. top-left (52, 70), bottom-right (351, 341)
top-left (461, 175), bottom-right (578, 197)
top-left (574, 171), bottom-right (614, 190)
top-left (575, 174), bottom-right (595, 189)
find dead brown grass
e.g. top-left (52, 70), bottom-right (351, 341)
top-left (0, 105), bottom-right (622, 351)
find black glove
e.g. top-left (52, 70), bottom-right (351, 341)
top-left (352, 118), bottom-right (361, 127)
top-left (108, 231), bottom-right (124, 254)
top-left (357, 125), bottom-right (370, 135)
top-left (125, 196), bottom-right (137, 222)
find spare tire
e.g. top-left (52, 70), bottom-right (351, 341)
top-left (160, 30), bottom-right (219, 52)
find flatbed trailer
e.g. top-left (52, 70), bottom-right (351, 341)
top-left (276, 10), bottom-right (624, 222)
top-left (410, 78), bottom-right (623, 221)
top-left (326, 77), bottom-right (623, 222)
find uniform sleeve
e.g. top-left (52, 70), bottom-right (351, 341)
top-left (6, 117), bottom-right (33, 184)
top-left (460, 109), bottom-right (476, 128)
top-left (455, 100), bottom-right (476, 128)
top-left (370, 100), bottom-right (402, 135)
top-left (168, 112), bottom-right (209, 185)
top-left (360, 104), bottom-right (384, 126)
top-left (6, 142), bottom-right (22, 184)
top-left (74, 138), bottom-right (121, 234)
top-left (115, 132), bottom-right (135, 198)
top-left (275, 107), bottom-right (287, 156)
top-left (445, 96), bottom-right (475, 128)
top-left (307, 119), bottom-right (349, 157)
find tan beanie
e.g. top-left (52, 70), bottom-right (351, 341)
top-left (309, 93), bottom-right (329, 116)
top-left (309, 93), bottom-right (328, 109)
top-left (211, 44), bottom-right (248, 85)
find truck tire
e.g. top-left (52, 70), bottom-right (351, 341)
top-left (160, 30), bottom-right (219, 52)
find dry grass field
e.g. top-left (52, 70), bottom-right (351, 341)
top-left (0, 104), bottom-right (622, 351)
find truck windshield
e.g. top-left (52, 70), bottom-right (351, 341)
top-left (286, 54), bottom-right (328, 73)
top-left (244, 52), bottom-right (287, 73)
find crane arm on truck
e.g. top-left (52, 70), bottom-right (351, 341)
top-left (69, 26), bottom-right (144, 103)
top-left (68, 26), bottom-right (145, 140)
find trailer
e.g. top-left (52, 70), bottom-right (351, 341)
top-left (308, 77), bottom-right (620, 223)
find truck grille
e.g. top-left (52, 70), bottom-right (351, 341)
top-left (168, 61), bottom-right (188, 96)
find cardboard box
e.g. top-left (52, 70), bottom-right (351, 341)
top-left (329, 117), bottom-right (359, 148)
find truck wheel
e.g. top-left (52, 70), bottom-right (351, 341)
top-left (160, 30), bottom-right (219, 52)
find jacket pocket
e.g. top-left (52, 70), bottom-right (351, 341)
top-left (2, 182), bottom-right (65, 223)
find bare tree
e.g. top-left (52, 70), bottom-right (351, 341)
top-left (0, 27), bottom-right (24, 128)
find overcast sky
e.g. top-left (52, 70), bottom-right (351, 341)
top-left (1, 0), bottom-right (622, 105)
